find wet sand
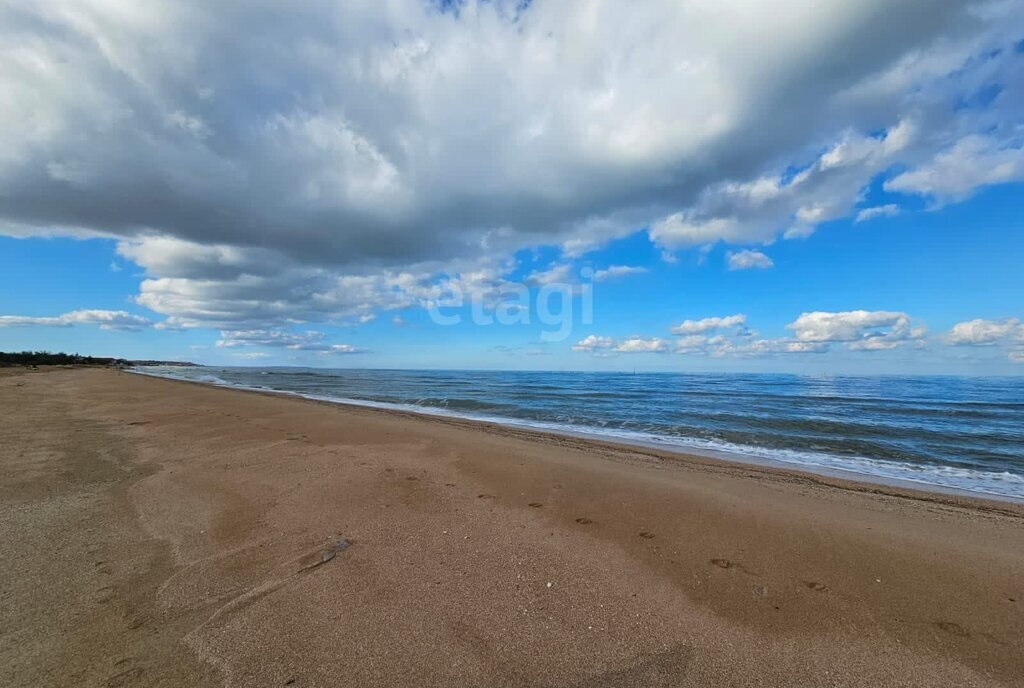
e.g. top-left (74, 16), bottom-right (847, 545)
top-left (2, 367), bottom-right (1022, 687)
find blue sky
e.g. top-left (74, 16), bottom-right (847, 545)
top-left (1, 1), bottom-right (1022, 373)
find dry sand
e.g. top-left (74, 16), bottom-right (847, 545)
top-left (1, 367), bottom-right (1022, 687)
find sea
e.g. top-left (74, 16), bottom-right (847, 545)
top-left (134, 366), bottom-right (1024, 501)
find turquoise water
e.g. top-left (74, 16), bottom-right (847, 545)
top-left (136, 367), bottom-right (1024, 500)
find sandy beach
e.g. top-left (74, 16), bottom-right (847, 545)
top-left (2, 366), bottom-right (1022, 687)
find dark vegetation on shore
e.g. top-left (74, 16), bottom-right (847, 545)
top-left (0, 351), bottom-right (195, 367)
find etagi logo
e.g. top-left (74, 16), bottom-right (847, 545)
top-left (426, 268), bottom-right (595, 342)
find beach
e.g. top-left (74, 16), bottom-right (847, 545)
top-left (2, 367), bottom-right (1022, 687)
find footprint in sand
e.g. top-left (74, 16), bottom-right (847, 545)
top-left (528, 502), bottom-right (543, 508)
top-left (478, 493), bottom-right (495, 499)
top-left (934, 621), bottom-right (970, 637)
top-left (104, 666), bottom-right (145, 687)
top-left (405, 476), bottom-right (419, 481)
top-left (639, 531), bottom-right (655, 539)
top-left (803, 580), bottom-right (829, 592)
top-left (575, 517), bottom-right (594, 524)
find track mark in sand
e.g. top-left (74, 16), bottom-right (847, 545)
top-left (193, 538), bottom-right (353, 634)
top-left (478, 493), bottom-right (495, 499)
top-left (639, 531), bottom-right (655, 539)
top-left (564, 643), bottom-right (693, 686)
top-left (575, 517), bottom-right (594, 525)
top-left (444, 482), bottom-right (456, 487)
top-left (709, 558), bottom-right (760, 576)
top-left (528, 502), bottom-right (543, 508)
top-left (308, 538), bottom-right (351, 568)
top-left (104, 665), bottom-right (145, 687)
top-left (934, 621), bottom-right (970, 637)
top-left (803, 580), bottom-right (829, 592)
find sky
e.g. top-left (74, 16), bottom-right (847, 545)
top-left (1, 0), bottom-right (1022, 374)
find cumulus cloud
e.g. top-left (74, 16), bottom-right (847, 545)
top-left (0, 309), bottom-right (150, 331)
top-left (946, 318), bottom-right (1023, 346)
top-left (571, 335), bottom-right (616, 352)
top-left (672, 331), bottom-right (828, 357)
top-left (670, 314), bottom-right (747, 335)
top-left (647, 119), bottom-right (926, 248)
top-left (726, 250), bottom-right (774, 271)
top-left (613, 337), bottom-right (671, 354)
top-left (573, 328), bottom-right (829, 358)
top-left (1, 1), bottom-right (1022, 327)
top-left (571, 335), bottom-right (669, 354)
top-left (787, 310), bottom-right (926, 350)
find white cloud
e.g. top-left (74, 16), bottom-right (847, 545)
top-left (216, 329), bottom-right (364, 353)
top-left (574, 311), bottom-right (1024, 361)
top-left (525, 263), bottom-right (573, 286)
top-left (326, 344), bottom-right (362, 354)
top-left (575, 329), bottom-right (828, 358)
top-left (670, 314), bottom-right (747, 335)
top-left (591, 265), bottom-right (647, 282)
top-left (855, 204), bottom-right (900, 223)
top-left (726, 249), bottom-right (773, 270)
top-left (1, 1), bottom-right (1022, 327)
top-left (787, 310), bottom-right (925, 350)
top-left (647, 119), bottom-right (930, 248)
top-left (946, 318), bottom-right (1023, 346)
top-left (886, 136), bottom-right (1024, 201)
top-left (672, 333), bottom-right (828, 357)
top-left (614, 337), bottom-right (671, 354)
top-left (0, 309), bottom-right (150, 331)
top-left (571, 335), bottom-right (616, 352)
top-left (571, 335), bottom-right (671, 355)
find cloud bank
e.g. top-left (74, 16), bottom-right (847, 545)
top-left (1, 0), bottom-right (1022, 332)
top-left (577, 310), bottom-right (930, 358)
top-left (0, 310), bottom-right (150, 331)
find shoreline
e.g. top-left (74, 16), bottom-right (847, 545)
top-left (5, 367), bottom-right (1023, 686)
top-left (131, 367), bottom-right (1024, 508)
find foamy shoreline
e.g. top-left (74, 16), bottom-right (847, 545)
top-left (131, 366), bottom-right (1024, 503)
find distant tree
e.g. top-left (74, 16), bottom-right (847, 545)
top-left (0, 351), bottom-right (195, 367)
top-left (0, 351), bottom-right (129, 367)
